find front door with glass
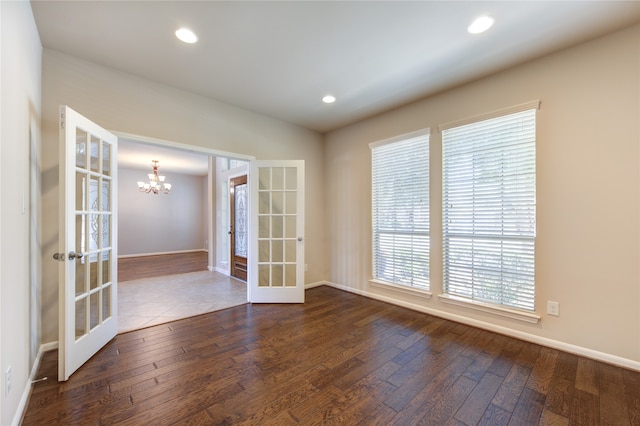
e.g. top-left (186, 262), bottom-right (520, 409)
top-left (230, 175), bottom-right (248, 280)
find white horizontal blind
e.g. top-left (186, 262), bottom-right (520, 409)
top-left (442, 108), bottom-right (536, 310)
top-left (371, 132), bottom-right (429, 289)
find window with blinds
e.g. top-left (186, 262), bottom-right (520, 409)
top-left (370, 130), bottom-right (430, 289)
top-left (442, 106), bottom-right (536, 311)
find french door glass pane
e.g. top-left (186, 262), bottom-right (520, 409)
top-left (258, 264), bottom-right (270, 287)
top-left (76, 129), bottom-right (87, 168)
top-left (90, 292), bottom-right (99, 330)
top-left (89, 214), bottom-right (99, 252)
top-left (272, 168), bottom-right (283, 190)
top-left (89, 252), bottom-right (99, 290)
top-left (75, 214), bottom-right (84, 257)
top-left (285, 192), bottom-right (296, 214)
top-left (272, 191), bottom-right (283, 214)
top-left (101, 180), bottom-right (110, 211)
top-left (285, 216), bottom-right (296, 239)
top-left (75, 173), bottom-right (86, 211)
top-left (285, 167), bottom-right (296, 190)
top-left (102, 286), bottom-right (111, 320)
top-left (259, 216), bottom-right (270, 238)
top-left (102, 143), bottom-right (111, 176)
top-left (258, 241), bottom-right (269, 263)
top-left (285, 240), bottom-right (296, 263)
top-left (75, 253), bottom-right (85, 296)
top-left (259, 168), bottom-right (270, 190)
top-left (103, 215), bottom-right (110, 247)
top-left (272, 240), bottom-right (283, 262)
top-left (75, 298), bottom-right (86, 339)
top-left (90, 135), bottom-right (100, 173)
top-left (272, 265), bottom-right (283, 286)
top-left (272, 216), bottom-right (283, 238)
top-left (259, 192), bottom-right (270, 214)
top-left (285, 264), bottom-right (296, 287)
top-left (102, 250), bottom-right (111, 285)
top-left (90, 177), bottom-right (99, 211)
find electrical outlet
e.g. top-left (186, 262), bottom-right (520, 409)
top-left (547, 301), bottom-right (559, 316)
top-left (6, 366), bottom-right (11, 395)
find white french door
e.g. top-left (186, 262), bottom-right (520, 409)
top-left (57, 106), bottom-right (118, 381)
top-left (249, 160), bottom-right (305, 303)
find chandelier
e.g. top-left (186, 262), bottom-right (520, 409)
top-left (137, 160), bottom-right (172, 194)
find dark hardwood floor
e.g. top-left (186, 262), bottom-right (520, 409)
top-left (118, 251), bottom-right (209, 282)
top-left (22, 286), bottom-right (639, 425)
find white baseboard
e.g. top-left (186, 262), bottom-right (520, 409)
top-left (40, 341), bottom-right (58, 352)
top-left (12, 342), bottom-right (58, 426)
top-left (318, 281), bottom-right (640, 372)
top-left (304, 281), bottom-right (326, 289)
top-left (214, 266), bottom-right (229, 275)
top-left (118, 249), bottom-right (207, 259)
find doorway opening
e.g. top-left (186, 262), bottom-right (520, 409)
top-left (116, 134), bottom-right (253, 333)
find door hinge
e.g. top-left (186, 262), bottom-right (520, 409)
top-left (60, 112), bottom-right (65, 128)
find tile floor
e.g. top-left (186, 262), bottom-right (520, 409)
top-left (118, 270), bottom-right (247, 333)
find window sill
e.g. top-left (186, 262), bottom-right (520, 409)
top-left (438, 294), bottom-right (541, 324)
top-left (369, 279), bottom-right (432, 299)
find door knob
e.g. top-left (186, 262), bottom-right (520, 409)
top-left (53, 252), bottom-right (83, 261)
top-left (68, 251), bottom-right (84, 260)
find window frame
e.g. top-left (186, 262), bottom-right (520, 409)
top-left (369, 129), bottom-right (431, 297)
top-left (439, 101), bottom-right (540, 323)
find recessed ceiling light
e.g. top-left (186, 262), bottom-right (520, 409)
top-left (175, 28), bottom-right (198, 44)
top-left (467, 16), bottom-right (494, 34)
top-left (322, 95), bottom-right (336, 104)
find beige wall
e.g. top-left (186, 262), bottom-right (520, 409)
top-left (41, 49), bottom-right (327, 343)
top-left (0, 1), bottom-right (42, 424)
top-left (324, 25), bottom-right (640, 365)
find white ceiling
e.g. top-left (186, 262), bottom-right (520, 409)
top-left (117, 136), bottom-right (211, 176)
top-left (31, 1), bottom-right (639, 170)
